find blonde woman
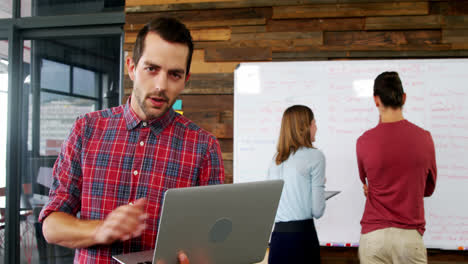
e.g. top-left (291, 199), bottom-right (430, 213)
top-left (267, 105), bottom-right (326, 264)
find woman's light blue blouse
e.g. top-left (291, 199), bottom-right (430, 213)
top-left (267, 147), bottom-right (326, 223)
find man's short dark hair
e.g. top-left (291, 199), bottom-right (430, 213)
top-left (132, 16), bottom-right (194, 75)
top-left (373, 71), bottom-right (405, 108)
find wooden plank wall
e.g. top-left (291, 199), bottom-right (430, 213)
top-left (124, 1), bottom-right (468, 262)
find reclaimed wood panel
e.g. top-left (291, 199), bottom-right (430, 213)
top-left (124, 43), bottom-right (133, 52)
top-left (125, 8), bottom-right (270, 26)
top-left (188, 18), bottom-right (266, 29)
top-left (444, 16), bottom-right (468, 29)
top-left (273, 50), bottom-right (348, 60)
top-left (126, 0), bottom-right (239, 6)
top-left (366, 15), bottom-right (442, 30)
top-left (124, 18), bottom-right (265, 32)
top-left (184, 73), bottom-right (233, 94)
top-left (267, 18), bottom-right (365, 32)
top-left (324, 30), bottom-right (441, 46)
top-left (191, 28), bottom-right (231, 41)
top-left (273, 49), bottom-right (468, 60)
top-left (448, 0), bottom-right (468, 15)
top-left (194, 38), bottom-right (325, 50)
top-left (218, 138), bottom-right (233, 153)
top-left (224, 160), bottom-right (233, 183)
top-left (124, 50), bottom-right (239, 74)
top-left (319, 246), bottom-right (468, 264)
top-left (183, 110), bottom-right (233, 125)
top-left (273, 2), bottom-right (429, 19)
top-left (272, 43), bottom-right (453, 53)
top-left (442, 29), bottom-right (468, 43)
top-left (125, 28), bottom-right (231, 43)
top-left (205, 47), bottom-right (272, 62)
top-left (231, 25), bottom-right (266, 34)
top-left (124, 75), bottom-right (132, 95)
top-left (191, 49), bottom-right (239, 73)
top-left (124, 32), bottom-right (137, 44)
top-left (126, 0), bottom-right (430, 13)
top-left (429, 1), bottom-right (449, 15)
top-left (231, 31), bottom-right (322, 43)
top-left (451, 43), bottom-right (468, 50)
top-left (308, 44), bottom-right (451, 52)
top-left (222, 152), bottom-right (233, 161)
top-left (178, 94), bottom-right (233, 139)
top-left (198, 123), bottom-right (233, 138)
top-left (179, 94), bottom-right (233, 112)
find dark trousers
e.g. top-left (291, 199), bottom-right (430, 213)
top-left (268, 219), bottom-right (321, 264)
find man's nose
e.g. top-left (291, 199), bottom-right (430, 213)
top-left (154, 73), bottom-right (168, 92)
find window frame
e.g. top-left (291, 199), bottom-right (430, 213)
top-left (0, 2), bottom-right (125, 263)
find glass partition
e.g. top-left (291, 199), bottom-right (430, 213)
top-left (0, 39), bottom-right (7, 260)
top-left (21, 0), bottom-right (124, 17)
top-left (20, 35), bottom-right (120, 263)
top-left (0, 0), bottom-right (12, 18)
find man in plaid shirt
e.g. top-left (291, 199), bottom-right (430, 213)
top-left (39, 16), bottom-right (225, 264)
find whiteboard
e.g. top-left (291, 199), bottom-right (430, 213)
top-left (233, 59), bottom-right (468, 250)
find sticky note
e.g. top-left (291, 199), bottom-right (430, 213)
top-left (173, 99), bottom-right (182, 110)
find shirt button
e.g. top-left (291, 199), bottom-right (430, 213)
top-left (140, 141), bottom-right (144, 146)
top-left (142, 122), bottom-right (147, 127)
top-left (133, 170), bottom-right (138, 175)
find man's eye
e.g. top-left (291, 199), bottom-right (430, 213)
top-left (171, 73), bottom-right (182, 79)
top-left (146, 66), bottom-right (155, 72)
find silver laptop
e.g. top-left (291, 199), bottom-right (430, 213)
top-left (113, 180), bottom-right (284, 264)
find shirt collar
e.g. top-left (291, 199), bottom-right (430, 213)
top-left (124, 97), bottom-right (176, 134)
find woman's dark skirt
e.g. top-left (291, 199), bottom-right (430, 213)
top-left (268, 219), bottom-right (321, 264)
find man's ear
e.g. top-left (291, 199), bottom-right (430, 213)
top-left (185, 72), bottom-right (191, 83)
top-left (402, 93), bottom-right (407, 105)
top-left (126, 56), bottom-right (136, 81)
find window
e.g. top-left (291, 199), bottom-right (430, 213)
top-left (1, 2), bottom-right (124, 263)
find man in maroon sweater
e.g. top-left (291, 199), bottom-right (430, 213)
top-left (356, 71), bottom-right (437, 264)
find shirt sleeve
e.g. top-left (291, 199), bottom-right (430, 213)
top-left (424, 131), bottom-right (437, 197)
top-left (310, 150), bottom-right (326, 219)
top-left (38, 117), bottom-right (84, 222)
top-left (356, 136), bottom-right (367, 185)
top-left (198, 136), bottom-right (225, 185)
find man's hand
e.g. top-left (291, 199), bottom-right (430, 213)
top-left (363, 184), bottom-right (368, 197)
top-left (157, 251), bottom-right (190, 264)
top-left (93, 198), bottom-right (147, 245)
top-left (178, 252), bottom-right (190, 264)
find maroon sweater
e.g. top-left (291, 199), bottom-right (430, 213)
top-left (356, 119), bottom-right (437, 235)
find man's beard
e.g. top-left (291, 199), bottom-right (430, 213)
top-left (135, 91), bottom-right (170, 120)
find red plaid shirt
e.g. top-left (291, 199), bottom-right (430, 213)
top-left (39, 100), bottom-right (225, 264)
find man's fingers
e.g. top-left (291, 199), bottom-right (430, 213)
top-left (155, 252), bottom-right (188, 264)
top-left (178, 251), bottom-right (189, 264)
top-left (133, 198), bottom-right (147, 209)
top-left (96, 205), bottom-right (147, 243)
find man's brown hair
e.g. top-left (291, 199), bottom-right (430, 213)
top-left (132, 16), bottom-right (194, 75)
